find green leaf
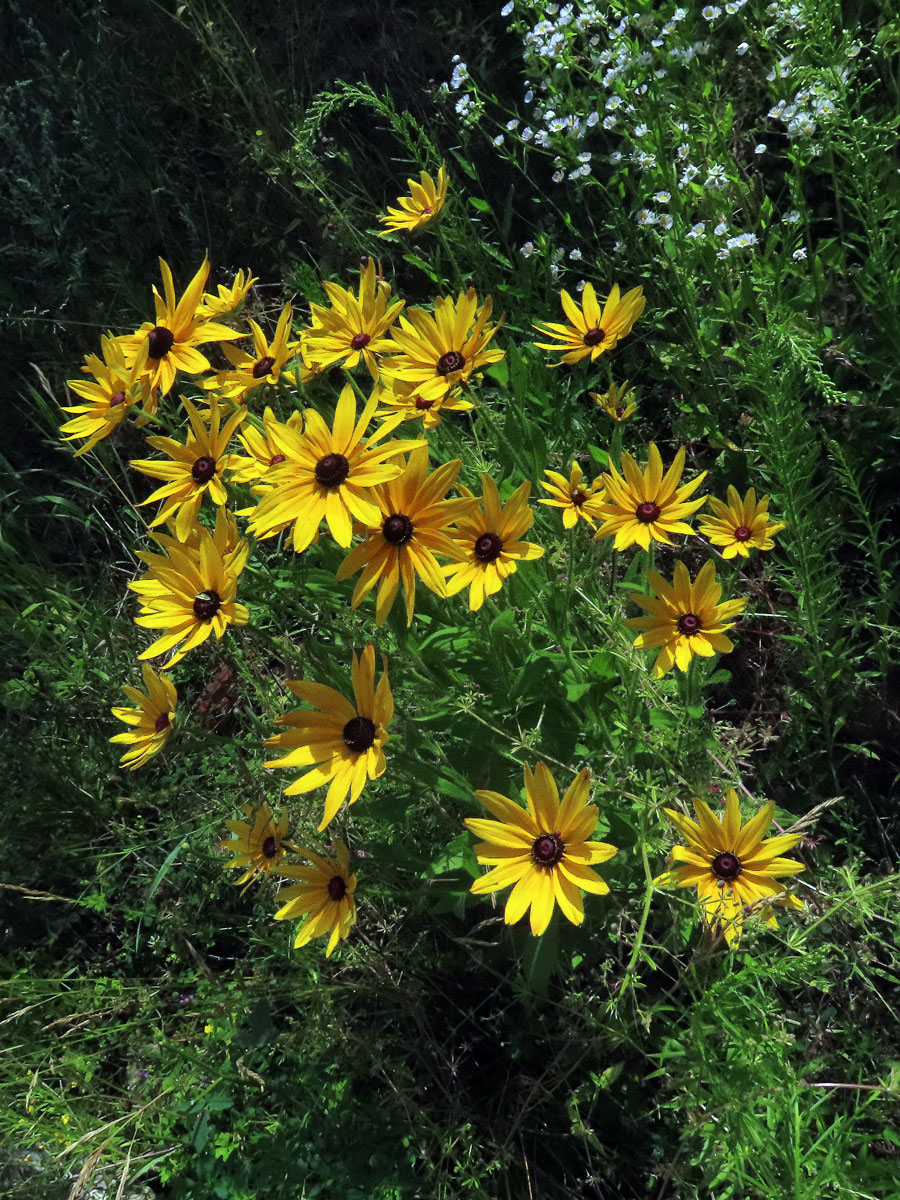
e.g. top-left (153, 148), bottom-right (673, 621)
top-left (468, 197), bottom-right (492, 213)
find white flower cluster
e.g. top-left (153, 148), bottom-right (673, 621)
top-left (767, 75), bottom-right (846, 140)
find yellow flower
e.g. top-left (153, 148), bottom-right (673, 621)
top-left (625, 560), bottom-right (747, 677)
top-left (205, 303), bottom-right (296, 399)
top-left (219, 802), bottom-right (290, 887)
top-left (119, 255), bottom-right (242, 395)
top-left (655, 789), bottom-right (805, 946)
top-left (300, 259), bottom-right (404, 380)
top-left (246, 384), bottom-right (423, 553)
top-left (378, 164), bottom-right (449, 235)
top-left (595, 443), bottom-right (707, 551)
top-left (195, 268), bottom-right (258, 319)
top-left (698, 486), bottom-right (787, 559)
top-left (130, 397), bottom-right (246, 540)
top-left (533, 283), bottom-right (645, 366)
top-left (228, 405), bottom-right (305, 485)
top-left (444, 476), bottom-right (544, 611)
top-left (380, 289), bottom-right (505, 403)
top-left (466, 764), bottom-right (617, 936)
top-left (130, 525), bottom-right (250, 667)
top-left (374, 377), bottom-right (473, 429)
top-left (590, 379), bottom-right (637, 421)
top-left (110, 662), bottom-right (176, 770)
top-left (335, 446), bottom-right (480, 625)
top-left (274, 839), bottom-right (358, 955)
top-left (539, 460), bottom-right (606, 529)
top-left (60, 334), bottom-right (150, 454)
top-left (265, 643), bottom-right (393, 830)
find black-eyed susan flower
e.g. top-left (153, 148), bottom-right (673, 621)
top-left (444, 475), bottom-right (544, 611)
top-left (590, 379), bottom-right (637, 421)
top-left (265, 643), bottom-right (393, 831)
top-left (539, 460), bottom-right (606, 530)
top-left (378, 164), bottom-right (448, 235)
top-left (130, 397), bottom-right (246, 541)
top-left (195, 268), bottom-right (258, 319)
top-left (246, 384), bottom-right (423, 553)
top-left (228, 406), bottom-right (304, 486)
top-left (130, 525), bottom-right (250, 667)
top-left (300, 259), bottom-right (404, 380)
top-left (274, 839), bottom-right (358, 955)
top-left (466, 764), bottom-right (617, 936)
top-left (381, 289), bottom-right (505, 403)
top-left (595, 443), bottom-right (707, 551)
top-left (219, 802), bottom-right (290, 887)
top-left (374, 377), bottom-right (473, 429)
top-left (109, 662), bottom-right (176, 770)
top-left (654, 789), bottom-right (805, 946)
top-left (60, 335), bottom-right (151, 454)
top-left (206, 303), bottom-right (296, 400)
top-left (625, 560), bottom-right (747, 677)
top-left (533, 283), bottom-right (645, 366)
top-left (698, 486), bottom-right (787, 559)
top-left (119, 255), bottom-right (242, 395)
top-left (335, 446), bottom-right (480, 625)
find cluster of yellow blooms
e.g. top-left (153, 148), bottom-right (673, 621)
top-left (64, 165), bottom-right (800, 955)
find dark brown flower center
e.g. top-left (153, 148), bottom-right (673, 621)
top-left (192, 590), bottom-right (221, 620)
top-left (147, 325), bottom-right (175, 360)
top-left (383, 513), bottom-right (414, 546)
top-left (532, 831), bottom-right (565, 868)
top-left (252, 355), bottom-right (276, 379)
top-left (615, 405), bottom-right (626, 418)
top-left (328, 874), bottom-right (347, 901)
top-left (677, 612), bottom-right (702, 635)
top-left (342, 715), bottom-right (377, 753)
top-left (474, 532), bottom-right (503, 562)
top-left (414, 395), bottom-right (434, 410)
top-left (636, 501), bottom-right (661, 523)
top-left (711, 851), bottom-right (742, 881)
top-left (571, 488), bottom-right (587, 507)
top-left (191, 455), bottom-right (217, 483)
top-left (733, 525), bottom-right (752, 542)
top-left (436, 350), bottom-right (466, 376)
top-left (350, 332), bottom-right (371, 351)
top-left (315, 452), bottom-right (350, 488)
top-left (269, 453), bottom-right (286, 466)
top-left (154, 712), bottom-right (170, 733)
top-left (582, 326), bottom-right (606, 347)
top-left (262, 835), bottom-right (278, 859)
top-left (421, 205), bottom-right (434, 215)
top-left (109, 390), bottom-right (127, 407)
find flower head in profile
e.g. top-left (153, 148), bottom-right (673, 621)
top-left (61, 335), bottom-right (151, 454)
top-left (228, 406), bottom-right (304, 486)
top-left (265, 643), bottom-right (394, 831)
top-left (539, 460), bottom-right (606, 529)
top-left (466, 764), bottom-right (617, 936)
top-left (698, 486), bottom-right (787, 558)
top-left (378, 164), bottom-right (448, 235)
top-left (533, 283), bottom-right (645, 366)
top-left (374, 377), bottom-right (474, 430)
top-left (219, 802), bottom-right (290, 888)
top-left (274, 839), bottom-right (358, 955)
top-left (590, 379), bottom-right (637, 422)
top-left (110, 662), bottom-right (176, 770)
top-left (655, 789), bottom-right (805, 946)
top-left (130, 398), bottom-right (246, 541)
top-left (301, 259), bottom-right (404, 380)
top-left (130, 525), bottom-right (250, 667)
top-left (625, 560), bottom-right (746, 677)
top-left (381, 289), bottom-right (505, 403)
top-left (195, 269), bottom-right (258, 319)
top-left (336, 446), bottom-right (480, 625)
top-left (595, 444), bottom-right (706, 551)
top-left (246, 385), bottom-right (423, 553)
top-left (206, 303), bottom-right (296, 399)
top-left (119, 255), bottom-right (242, 395)
top-left (444, 476), bottom-right (544, 611)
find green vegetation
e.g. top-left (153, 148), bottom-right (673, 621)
top-left (3, 1), bottom-right (900, 1198)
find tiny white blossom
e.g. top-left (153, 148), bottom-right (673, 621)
top-left (716, 247), bottom-right (731, 259)
top-left (702, 6), bottom-right (722, 19)
top-left (575, 279), bottom-right (586, 292)
top-left (535, 130), bottom-right (551, 147)
top-left (687, 221), bottom-right (706, 238)
top-left (578, 152), bottom-right (592, 163)
top-left (736, 41), bottom-right (749, 55)
top-left (501, 0), bottom-right (514, 14)
top-left (524, 89), bottom-right (534, 103)
top-left (754, 143), bottom-right (767, 154)
top-left (676, 143), bottom-right (690, 161)
top-left (606, 95), bottom-right (623, 111)
top-left (569, 248), bottom-right (583, 260)
top-left (634, 123), bottom-right (649, 137)
top-left (586, 111), bottom-right (600, 127)
top-left (714, 221), bottom-right (728, 236)
top-left (792, 247), bottom-right (807, 260)
top-left (782, 209), bottom-right (802, 223)
top-left (549, 117), bottom-right (568, 133)
top-left (654, 190), bottom-right (671, 203)
top-left (506, 119), bottom-right (520, 131)
top-left (493, 134), bottom-right (505, 146)
top-left (519, 241), bottom-right (535, 257)
top-left (603, 115), bottom-right (618, 130)
top-left (726, 232), bottom-right (758, 249)
top-left (636, 208), bottom-right (659, 226)
top-left (610, 150), bottom-right (623, 164)
top-left (552, 169), bottom-right (565, 183)
top-left (521, 126), bottom-right (534, 141)
top-left (659, 214), bottom-right (674, 230)
top-left (680, 164), bottom-right (700, 184)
